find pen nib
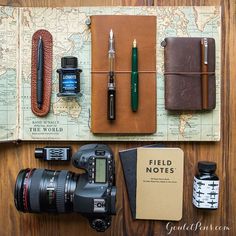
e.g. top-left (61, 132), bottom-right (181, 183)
top-left (110, 29), bottom-right (113, 39)
top-left (133, 39), bottom-right (137, 47)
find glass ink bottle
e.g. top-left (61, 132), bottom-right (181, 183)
top-left (192, 161), bottom-right (219, 210)
top-left (57, 56), bottom-right (82, 97)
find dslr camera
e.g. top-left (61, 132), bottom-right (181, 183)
top-left (14, 144), bottom-right (116, 232)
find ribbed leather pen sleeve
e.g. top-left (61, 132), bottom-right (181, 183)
top-left (31, 29), bottom-right (53, 116)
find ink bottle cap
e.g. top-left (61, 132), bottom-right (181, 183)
top-left (198, 161), bottom-right (216, 173)
top-left (35, 148), bottom-right (44, 159)
top-left (61, 56), bottom-right (78, 68)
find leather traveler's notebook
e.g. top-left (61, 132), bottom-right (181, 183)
top-left (163, 37), bottom-right (216, 111)
top-left (91, 15), bottom-right (156, 134)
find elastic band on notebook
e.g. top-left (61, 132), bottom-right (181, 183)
top-left (91, 70), bottom-right (156, 73)
top-left (164, 72), bottom-right (215, 75)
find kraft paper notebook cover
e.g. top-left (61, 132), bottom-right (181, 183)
top-left (163, 37), bottom-right (216, 111)
top-left (91, 15), bottom-right (156, 134)
top-left (136, 147), bottom-right (184, 221)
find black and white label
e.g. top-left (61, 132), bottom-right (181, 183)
top-left (46, 148), bottom-right (67, 160)
top-left (193, 177), bottom-right (219, 209)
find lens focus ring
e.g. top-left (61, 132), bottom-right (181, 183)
top-left (29, 169), bottom-right (44, 212)
top-left (56, 170), bottom-right (68, 213)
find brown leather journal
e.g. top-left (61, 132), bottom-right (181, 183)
top-left (163, 37), bottom-right (216, 111)
top-left (91, 15), bottom-right (156, 134)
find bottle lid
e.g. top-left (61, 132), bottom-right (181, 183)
top-left (198, 161), bottom-right (217, 172)
top-left (61, 56), bottom-right (78, 68)
top-left (35, 148), bottom-right (44, 159)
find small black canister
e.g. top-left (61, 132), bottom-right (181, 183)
top-left (192, 161), bottom-right (219, 210)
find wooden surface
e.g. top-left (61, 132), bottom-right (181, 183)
top-left (0, 0), bottom-right (235, 235)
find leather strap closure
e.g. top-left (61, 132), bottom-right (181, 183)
top-left (164, 71), bottom-right (215, 75)
top-left (92, 70), bottom-right (156, 73)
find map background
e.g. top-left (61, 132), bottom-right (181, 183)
top-left (0, 6), bottom-right (221, 141)
top-left (0, 7), bottom-right (18, 141)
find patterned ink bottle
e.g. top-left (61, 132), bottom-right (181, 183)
top-left (192, 161), bottom-right (219, 210)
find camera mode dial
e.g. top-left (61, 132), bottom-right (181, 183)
top-left (90, 218), bottom-right (111, 232)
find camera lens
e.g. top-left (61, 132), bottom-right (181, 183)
top-left (14, 169), bottom-right (78, 213)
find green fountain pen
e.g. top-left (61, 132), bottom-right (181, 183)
top-left (131, 39), bottom-right (138, 112)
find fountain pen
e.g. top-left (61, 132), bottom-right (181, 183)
top-left (201, 37), bottom-right (208, 110)
top-left (131, 39), bottom-right (138, 112)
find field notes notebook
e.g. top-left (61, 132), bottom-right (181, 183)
top-left (136, 148), bottom-right (184, 220)
top-left (91, 15), bottom-right (156, 134)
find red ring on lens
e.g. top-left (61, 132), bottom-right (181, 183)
top-left (22, 169), bottom-right (34, 211)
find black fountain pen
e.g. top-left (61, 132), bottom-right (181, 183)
top-left (37, 36), bottom-right (44, 109)
top-left (107, 29), bottom-right (116, 120)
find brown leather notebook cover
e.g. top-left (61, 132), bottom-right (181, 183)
top-left (163, 37), bottom-right (216, 111)
top-left (91, 15), bottom-right (156, 134)
top-left (31, 29), bottom-right (53, 117)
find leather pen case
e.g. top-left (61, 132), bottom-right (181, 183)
top-left (31, 29), bottom-right (53, 117)
top-left (163, 37), bottom-right (216, 111)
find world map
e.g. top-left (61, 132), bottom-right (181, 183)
top-left (0, 6), bottom-right (221, 141)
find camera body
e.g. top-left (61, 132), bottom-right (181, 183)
top-left (72, 144), bottom-right (116, 231)
top-left (14, 144), bottom-right (116, 232)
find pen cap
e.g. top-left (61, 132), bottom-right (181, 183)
top-left (61, 56), bottom-right (78, 68)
